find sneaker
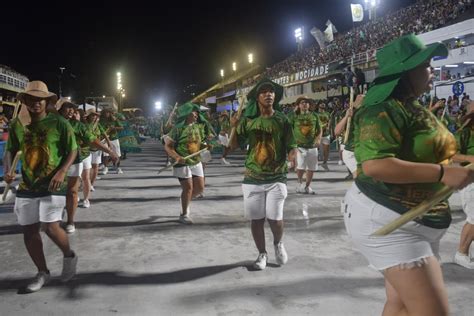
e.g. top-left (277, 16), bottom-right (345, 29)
top-left (178, 214), bottom-right (193, 225)
top-left (166, 161), bottom-right (172, 167)
top-left (195, 193), bottom-right (204, 199)
top-left (221, 158), bottom-right (231, 165)
top-left (453, 251), bottom-right (474, 269)
top-left (338, 160), bottom-right (343, 166)
top-left (90, 186), bottom-right (95, 192)
top-left (274, 241), bottom-right (288, 265)
top-left (296, 183), bottom-right (305, 193)
top-left (116, 168), bottom-right (123, 174)
top-left (321, 163), bottom-right (329, 171)
top-left (61, 252), bottom-right (78, 282)
top-left (253, 253), bottom-right (268, 270)
top-left (95, 176), bottom-right (102, 180)
top-left (82, 199), bottom-right (90, 208)
top-left (65, 224), bottom-right (76, 234)
top-left (305, 186), bottom-right (315, 195)
top-left (25, 271), bottom-right (50, 293)
top-left (102, 167), bottom-right (108, 175)
top-left (344, 173), bottom-right (353, 180)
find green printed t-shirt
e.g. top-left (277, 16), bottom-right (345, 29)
top-left (220, 117), bottom-right (231, 134)
top-left (237, 111), bottom-right (297, 185)
top-left (100, 120), bottom-right (122, 140)
top-left (290, 111), bottom-right (321, 148)
top-left (6, 113), bottom-right (77, 197)
top-left (344, 110), bottom-right (357, 152)
top-left (456, 124), bottom-right (474, 157)
top-left (354, 98), bottom-right (457, 229)
top-left (318, 111), bottom-right (330, 137)
top-left (70, 120), bottom-right (97, 163)
top-left (87, 122), bottom-right (107, 152)
top-left (168, 123), bottom-right (206, 167)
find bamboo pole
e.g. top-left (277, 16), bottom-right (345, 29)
top-left (371, 163), bottom-right (474, 236)
top-left (1, 151), bottom-right (22, 203)
top-left (157, 148), bottom-right (208, 174)
top-left (227, 94), bottom-right (247, 148)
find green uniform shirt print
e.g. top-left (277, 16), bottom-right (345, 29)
top-left (318, 111), bottom-right (330, 137)
top-left (169, 123), bottom-right (206, 167)
top-left (290, 112), bottom-right (321, 148)
top-left (5, 118), bottom-right (25, 153)
top-left (70, 120), bottom-right (97, 163)
top-left (344, 112), bottom-right (356, 152)
top-left (354, 98), bottom-right (457, 229)
top-left (237, 111), bottom-right (297, 185)
top-left (220, 117), bottom-right (231, 134)
top-left (456, 125), bottom-right (474, 156)
top-left (87, 123), bottom-right (106, 152)
top-left (101, 120), bottom-right (122, 140)
top-left (8, 113), bottom-right (77, 197)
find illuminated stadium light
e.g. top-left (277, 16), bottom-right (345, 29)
top-left (232, 62), bottom-right (237, 72)
top-left (371, 0), bottom-right (377, 7)
top-left (220, 69), bottom-right (224, 78)
top-left (464, 61), bottom-right (474, 64)
top-left (434, 67), bottom-right (441, 70)
top-left (122, 93), bottom-right (126, 98)
top-left (117, 72), bottom-right (121, 77)
top-left (294, 28), bottom-right (303, 42)
top-left (444, 64), bottom-right (459, 68)
top-left (102, 95), bottom-right (106, 98)
top-left (155, 101), bottom-right (162, 110)
top-left (248, 53), bottom-right (254, 64)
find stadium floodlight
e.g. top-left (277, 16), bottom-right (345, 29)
top-left (67, 96), bottom-right (71, 101)
top-left (117, 72), bottom-right (121, 77)
top-left (248, 53), bottom-right (254, 64)
top-left (232, 62), bottom-right (237, 72)
top-left (464, 61), bottom-right (474, 64)
top-left (155, 101), bottom-right (162, 110)
top-left (122, 93), bottom-right (126, 98)
top-left (220, 69), bottom-right (224, 78)
top-left (371, 0), bottom-right (376, 7)
top-left (102, 95), bottom-right (106, 98)
top-left (294, 28), bottom-right (303, 42)
top-left (445, 64), bottom-right (459, 68)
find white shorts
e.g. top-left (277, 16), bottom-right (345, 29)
top-left (242, 182), bottom-right (288, 220)
top-left (296, 147), bottom-right (319, 171)
top-left (91, 150), bottom-right (102, 164)
top-left (173, 162), bottom-right (204, 179)
top-left (342, 183), bottom-right (446, 271)
top-left (82, 154), bottom-right (92, 170)
top-left (67, 162), bottom-right (83, 177)
top-left (321, 136), bottom-right (330, 145)
top-left (339, 144), bottom-right (345, 151)
top-left (460, 183), bottom-right (474, 224)
top-left (218, 134), bottom-right (229, 147)
top-left (342, 149), bottom-right (357, 173)
top-left (14, 196), bottom-right (66, 226)
top-left (103, 139), bottom-right (121, 157)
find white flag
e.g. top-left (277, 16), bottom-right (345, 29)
top-left (324, 24), bottom-right (335, 43)
top-left (350, 4), bottom-right (364, 22)
top-left (310, 27), bottom-right (326, 49)
top-left (326, 20), bottom-right (338, 33)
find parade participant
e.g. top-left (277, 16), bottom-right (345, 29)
top-left (230, 78), bottom-right (297, 270)
top-left (4, 81), bottom-right (78, 292)
top-left (161, 110), bottom-right (175, 167)
top-left (58, 99), bottom-right (118, 232)
top-left (334, 95), bottom-right (364, 179)
top-left (289, 96), bottom-right (321, 194)
top-left (317, 101), bottom-right (330, 170)
top-left (218, 111), bottom-right (231, 165)
top-left (452, 101), bottom-right (474, 269)
top-left (100, 109), bottom-right (124, 174)
top-left (344, 35), bottom-right (474, 315)
top-left (117, 112), bottom-right (141, 160)
top-left (164, 102), bottom-right (210, 224)
top-left (84, 109), bottom-right (110, 190)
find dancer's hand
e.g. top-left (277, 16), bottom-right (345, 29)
top-left (441, 165), bottom-right (474, 189)
top-left (4, 172), bottom-right (15, 184)
top-left (175, 156), bottom-right (186, 165)
top-left (110, 152), bottom-right (119, 164)
top-left (353, 94), bottom-right (365, 109)
top-left (230, 113), bottom-right (241, 128)
top-left (49, 169), bottom-right (67, 192)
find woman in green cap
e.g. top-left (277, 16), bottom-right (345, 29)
top-left (164, 102), bottom-right (211, 224)
top-left (343, 34), bottom-right (474, 315)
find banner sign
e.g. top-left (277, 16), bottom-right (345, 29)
top-left (273, 64), bottom-right (330, 86)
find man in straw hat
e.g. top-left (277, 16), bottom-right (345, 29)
top-left (100, 108), bottom-right (124, 174)
top-left (343, 34), bottom-right (474, 314)
top-left (289, 96), bottom-right (321, 194)
top-left (164, 102), bottom-right (211, 224)
top-left (4, 81), bottom-right (79, 292)
top-left (57, 99), bottom-right (118, 233)
top-left (230, 78), bottom-right (297, 270)
top-left (451, 101), bottom-right (474, 269)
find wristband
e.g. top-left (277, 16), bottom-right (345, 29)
top-left (437, 164), bottom-right (444, 182)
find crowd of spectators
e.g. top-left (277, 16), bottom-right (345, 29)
top-left (262, 0), bottom-right (472, 80)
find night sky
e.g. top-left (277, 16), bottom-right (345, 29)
top-left (2, 0), bottom-right (415, 114)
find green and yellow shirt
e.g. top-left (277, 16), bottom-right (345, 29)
top-left (168, 123), bottom-right (207, 167)
top-left (318, 111), bottom-right (330, 137)
top-left (290, 111), bottom-right (321, 148)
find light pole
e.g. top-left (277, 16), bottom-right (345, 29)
top-left (294, 27), bottom-right (304, 52)
top-left (116, 72), bottom-right (124, 112)
top-left (365, 0), bottom-right (378, 20)
top-left (59, 67), bottom-right (66, 97)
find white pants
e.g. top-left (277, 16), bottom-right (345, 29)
top-left (343, 183), bottom-right (446, 271)
top-left (91, 150), bottom-right (102, 164)
top-left (242, 182), bottom-right (288, 220)
top-left (103, 139), bottom-right (121, 157)
top-left (68, 162), bottom-right (84, 177)
top-left (296, 147), bottom-right (319, 171)
top-left (460, 183), bottom-right (474, 224)
top-left (218, 134), bottom-right (229, 147)
top-left (342, 149), bottom-right (357, 173)
top-left (15, 196), bottom-right (66, 225)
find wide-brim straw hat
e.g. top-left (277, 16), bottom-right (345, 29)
top-left (17, 81), bottom-right (58, 104)
top-left (363, 34), bottom-right (448, 107)
top-left (56, 98), bottom-right (78, 111)
top-left (85, 108), bottom-right (100, 117)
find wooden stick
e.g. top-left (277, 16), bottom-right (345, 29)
top-left (343, 87), bottom-right (355, 144)
top-left (456, 118), bottom-right (471, 132)
top-left (157, 148), bottom-right (208, 174)
top-left (2, 151), bottom-right (22, 202)
top-left (12, 101), bottom-right (21, 119)
top-left (371, 163), bottom-right (474, 236)
top-left (165, 102), bottom-right (178, 129)
top-left (227, 94), bottom-right (247, 148)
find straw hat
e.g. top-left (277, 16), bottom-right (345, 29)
top-left (17, 81), bottom-right (58, 104)
top-left (85, 108), bottom-right (100, 117)
top-left (56, 97), bottom-right (78, 111)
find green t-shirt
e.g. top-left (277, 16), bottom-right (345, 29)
top-left (219, 117), bottom-right (231, 134)
top-left (290, 111), bottom-right (321, 148)
top-left (6, 113), bottom-right (77, 197)
top-left (168, 123), bottom-right (207, 167)
top-left (354, 98), bottom-right (457, 229)
top-left (70, 120), bottom-right (97, 163)
top-left (344, 109), bottom-right (358, 152)
top-left (100, 120), bottom-right (122, 140)
top-left (237, 111), bottom-right (297, 184)
top-left (86, 122), bottom-right (107, 152)
top-left (456, 125), bottom-right (474, 157)
top-left (318, 111), bottom-right (330, 137)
